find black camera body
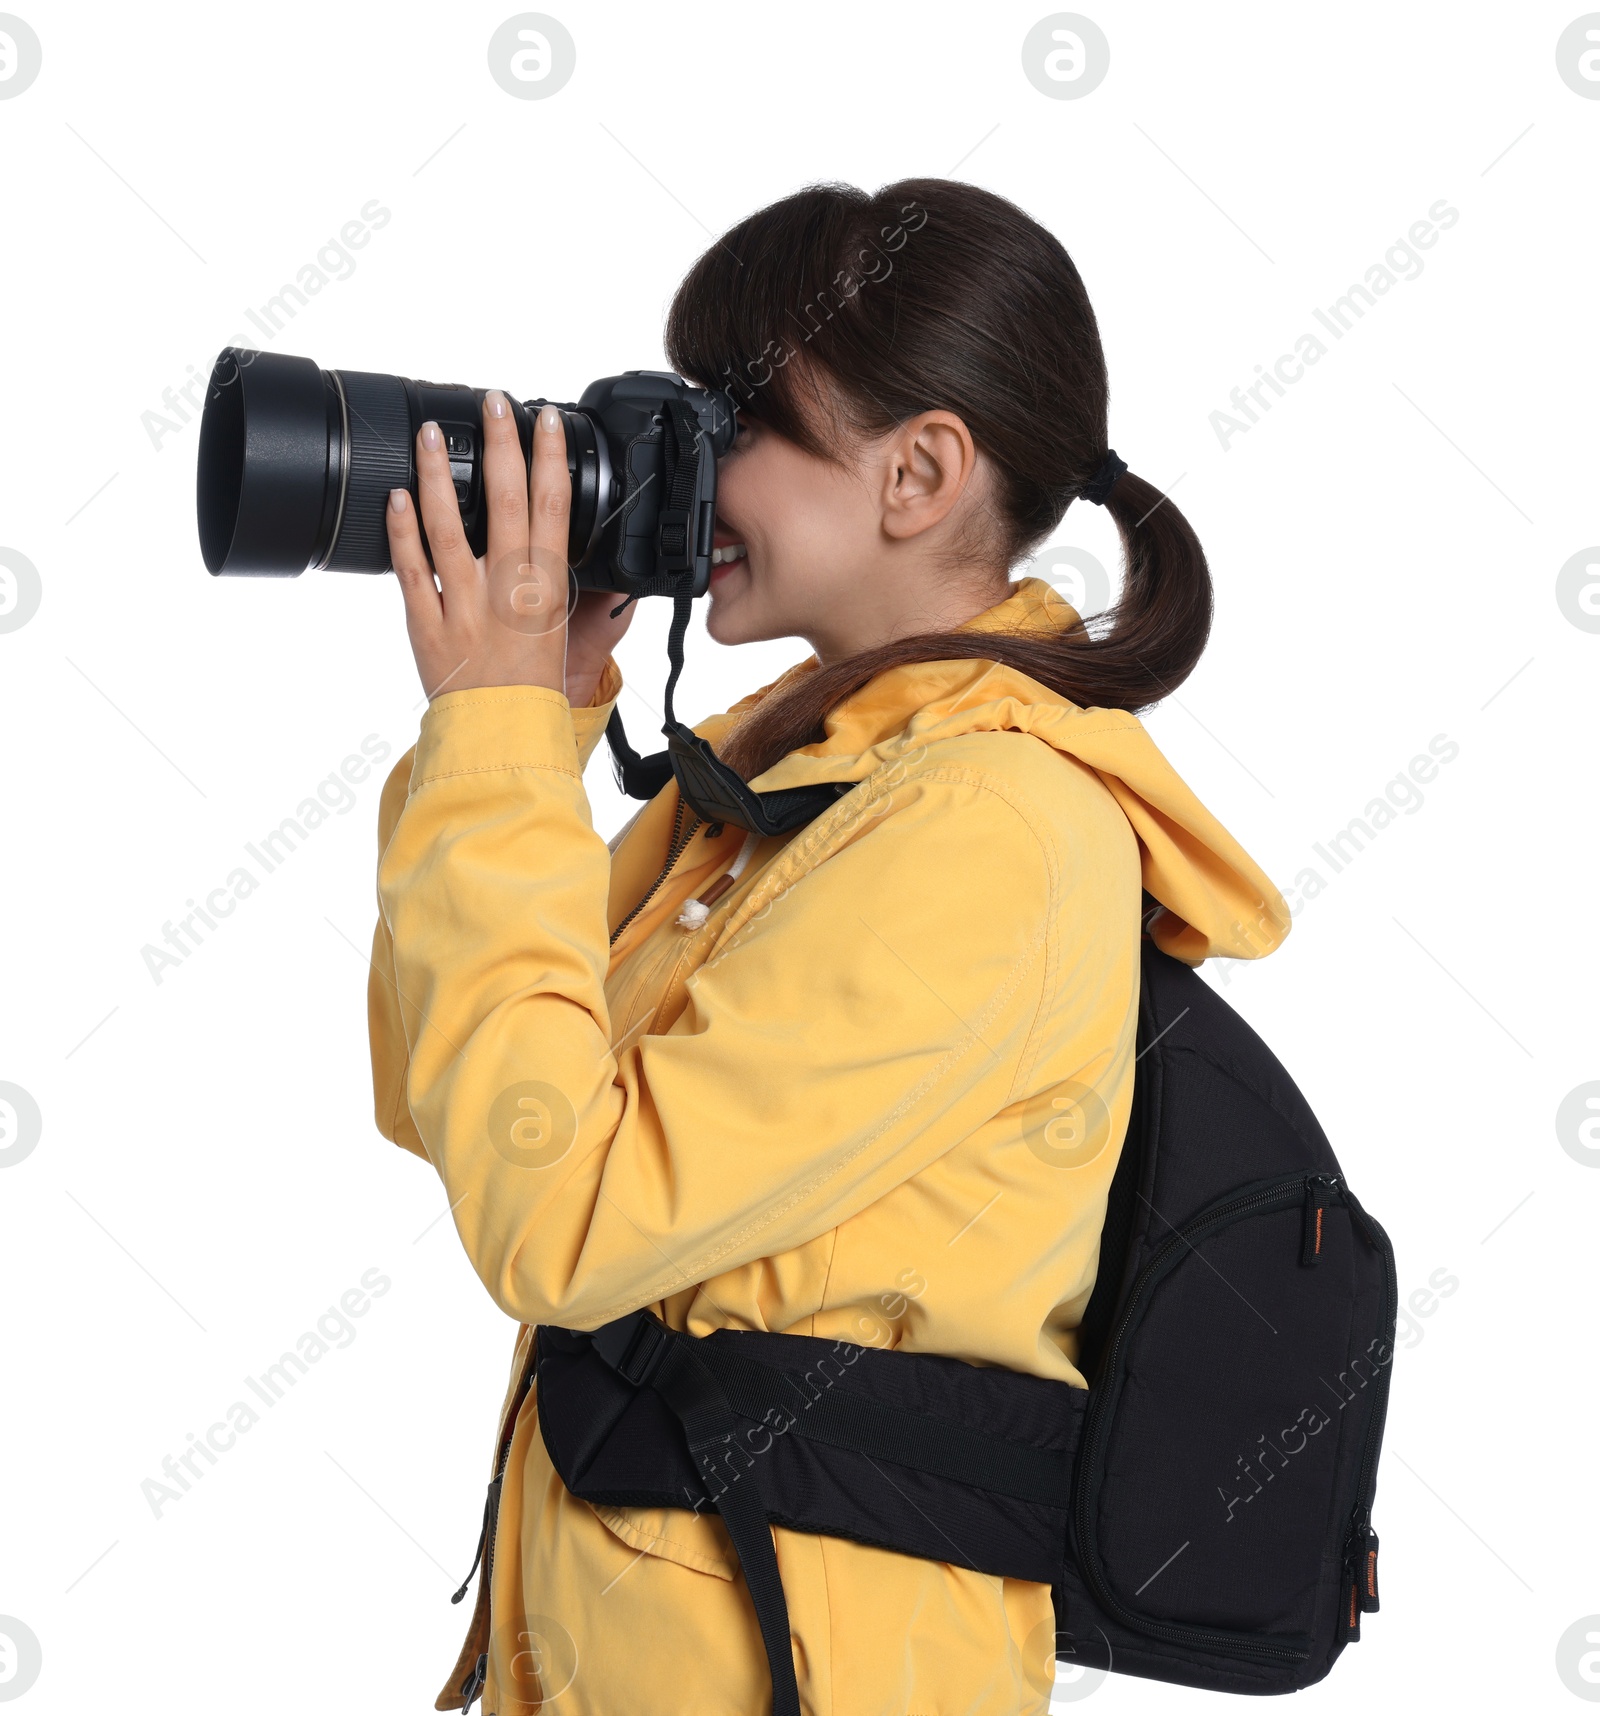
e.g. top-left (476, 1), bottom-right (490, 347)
top-left (196, 348), bottom-right (738, 598)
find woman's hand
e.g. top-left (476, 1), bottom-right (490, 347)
top-left (386, 392), bottom-right (634, 705)
top-left (564, 585), bottom-right (638, 708)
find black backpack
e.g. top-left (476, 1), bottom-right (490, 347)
top-left (520, 935), bottom-right (1397, 1712)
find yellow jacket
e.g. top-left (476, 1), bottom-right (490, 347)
top-left (368, 576), bottom-right (1289, 1714)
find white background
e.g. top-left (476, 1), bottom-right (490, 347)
top-left (1, 1), bottom-right (1596, 1710)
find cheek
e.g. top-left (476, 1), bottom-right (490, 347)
top-left (718, 439), bottom-right (864, 568)
top-left (716, 452), bottom-right (764, 539)
top-left (759, 450), bottom-right (856, 550)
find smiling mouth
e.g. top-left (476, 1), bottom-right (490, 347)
top-left (709, 542), bottom-right (747, 567)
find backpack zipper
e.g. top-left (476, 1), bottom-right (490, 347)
top-left (1072, 1174), bottom-right (1343, 1665)
top-left (1301, 1172), bottom-right (1341, 1266)
top-left (1335, 1186), bottom-right (1398, 1637)
top-left (609, 801), bottom-right (706, 948)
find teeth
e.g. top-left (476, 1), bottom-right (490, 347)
top-left (711, 543), bottom-right (747, 567)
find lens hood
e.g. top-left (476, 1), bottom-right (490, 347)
top-left (197, 348), bottom-right (339, 576)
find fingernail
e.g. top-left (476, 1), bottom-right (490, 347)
top-left (486, 390), bottom-right (508, 419)
top-left (388, 489), bottom-right (407, 513)
top-left (420, 421), bottom-right (441, 451)
top-left (539, 405), bottom-right (560, 434)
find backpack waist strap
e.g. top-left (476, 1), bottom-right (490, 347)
top-left (535, 1312), bottom-right (1084, 1716)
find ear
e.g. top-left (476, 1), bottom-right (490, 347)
top-left (879, 411), bottom-right (980, 542)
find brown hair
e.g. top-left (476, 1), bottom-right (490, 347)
top-left (663, 177), bottom-right (1212, 783)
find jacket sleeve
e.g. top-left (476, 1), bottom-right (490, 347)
top-left (372, 684), bottom-right (1063, 1329)
top-left (367, 657), bottom-right (623, 1162)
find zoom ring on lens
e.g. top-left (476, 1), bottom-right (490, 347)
top-left (326, 369), bottom-right (413, 572)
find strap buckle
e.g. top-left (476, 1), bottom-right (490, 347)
top-left (590, 1310), bottom-right (673, 1388)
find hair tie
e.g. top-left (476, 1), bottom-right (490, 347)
top-left (1081, 449), bottom-right (1127, 506)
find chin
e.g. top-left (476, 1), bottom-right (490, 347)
top-left (705, 580), bottom-right (758, 646)
top-left (705, 601), bottom-right (748, 647)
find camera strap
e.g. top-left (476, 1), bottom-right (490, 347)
top-left (654, 398), bottom-right (702, 575)
top-left (603, 593), bottom-right (854, 837)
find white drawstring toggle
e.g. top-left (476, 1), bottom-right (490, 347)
top-left (676, 830), bottom-right (762, 929)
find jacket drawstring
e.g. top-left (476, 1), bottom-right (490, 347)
top-left (449, 1484), bottom-right (493, 1605)
top-left (676, 830), bottom-right (761, 929)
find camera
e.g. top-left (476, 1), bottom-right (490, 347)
top-left (195, 347), bottom-right (739, 597)
top-left (194, 345), bottom-right (849, 837)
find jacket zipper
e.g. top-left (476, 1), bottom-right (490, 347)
top-left (454, 1359), bottom-right (537, 1711)
top-left (609, 801), bottom-right (706, 948)
top-left (1073, 1174), bottom-right (1361, 1665)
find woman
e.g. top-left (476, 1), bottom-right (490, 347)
top-left (367, 177), bottom-right (1289, 1715)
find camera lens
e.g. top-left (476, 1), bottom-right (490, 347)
top-left (197, 347), bottom-right (538, 579)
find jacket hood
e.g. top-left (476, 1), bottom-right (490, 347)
top-left (700, 577), bottom-right (1290, 966)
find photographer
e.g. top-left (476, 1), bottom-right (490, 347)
top-left (366, 177), bottom-right (1289, 1715)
